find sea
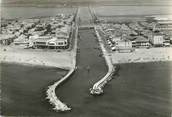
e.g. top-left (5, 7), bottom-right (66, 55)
top-left (1, 5), bottom-right (172, 117)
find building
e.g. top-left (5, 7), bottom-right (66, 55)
top-left (153, 17), bottom-right (172, 31)
top-left (13, 34), bottom-right (29, 45)
top-left (31, 36), bottom-right (68, 49)
top-left (116, 40), bottom-right (133, 53)
top-left (0, 34), bottom-right (16, 45)
top-left (111, 36), bottom-right (121, 43)
top-left (134, 36), bottom-right (150, 48)
top-left (48, 38), bottom-right (68, 49)
top-left (150, 34), bottom-right (164, 47)
top-left (32, 36), bottom-right (52, 48)
top-left (154, 23), bottom-right (172, 31)
top-left (163, 36), bottom-right (171, 47)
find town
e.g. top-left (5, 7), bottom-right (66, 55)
top-left (1, 5), bottom-right (172, 117)
top-left (1, 14), bottom-right (75, 50)
top-left (1, 15), bottom-right (172, 53)
top-left (96, 16), bottom-right (172, 53)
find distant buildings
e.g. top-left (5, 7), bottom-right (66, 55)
top-left (153, 16), bottom-right (172, 31)
top-left (99, 16), bottom-right (172, 52)
top-left (1, 14), bottom-right (74, 49)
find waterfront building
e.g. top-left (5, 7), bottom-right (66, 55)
top-left (153, 17), bottom-right (172, 31)
top-left (154, 23), bottom-right (172, 31)
top-left (134, 36), bottom-right (150, 48)
top-left (32, 36), bottom-right (52, 48)
top-left (150, 34), bottom-right (164, 47)
top-left (48, 38), bottom-right (68, 49)
top-left (116, 40), bottom-right (133, 53)
top-left (31, 36), bottom-right (68, 49)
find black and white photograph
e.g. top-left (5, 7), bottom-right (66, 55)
top-left (0, 0), bottom-right (172, 116)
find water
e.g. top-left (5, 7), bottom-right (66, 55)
top-left (1, 5), bottom-right (172, 19)
top-left (1, 6), bottom-right (77, 19)
top-left (1, 6), bottom-right (172, 117)
top-left (1, 58), bottom-right (172, 116)
top-left (93, 6), bottom-right (172, 16)
top-left (1, 63), bottom-right (67, 116)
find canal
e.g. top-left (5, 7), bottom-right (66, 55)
top-left (56, 28), bottom-right (108, 116)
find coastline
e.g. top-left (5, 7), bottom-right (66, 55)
top-left (0, 47), bottom-right (73, 70)
top-left (0, 25), bottom-right (78, 112)
top-left (111, 47), bottom-right (172, 64)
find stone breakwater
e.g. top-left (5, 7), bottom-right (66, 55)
top-left (46, 68), bottom-right (75, 111)
top-left (90, 26), bottom-right (115, 95)
top-left (46, 25), bottom-right (78, 112)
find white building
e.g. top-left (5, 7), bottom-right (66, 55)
top-left (31, 36), bottom-right (68, 49)
top-left (116, 40), bottom-right (133, 53)
top-left (48, 38), bottom-right (68, 49)
top-left (150, 34), bottom-right (164, 46)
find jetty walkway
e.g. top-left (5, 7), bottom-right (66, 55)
top-left (46, 24), bottom-right (78, 111)
top-left (90, 26), bottom-right (116, 95)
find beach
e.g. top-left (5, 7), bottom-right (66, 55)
top-left (1, 4), bottom-right (172, 117)
top-left (111, 47), bottom-right (172, 64)
top-left (0, 46), bottom-right (73, 69)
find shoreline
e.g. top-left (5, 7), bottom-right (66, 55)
top-left (0, 25), bottom-right (78, 112)
top-left (111, 48), bottom-right (172, 64)
top-left (0, 47), bottom-right (74, 70)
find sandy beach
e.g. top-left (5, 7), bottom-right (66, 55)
top-left (0, 46), bottom-right (73, 69)
top-left (111, 47), bottom-right (172, 64)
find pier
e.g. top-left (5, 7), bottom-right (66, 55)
top-left (90, 26), bottom-right (116, 95)
top-left (46, 25), bottom-right (78, 111)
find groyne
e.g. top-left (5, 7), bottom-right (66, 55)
top-left (90, 26), bottom-right (115, 95)
top-left (46, 25), bottom-right (78, 111)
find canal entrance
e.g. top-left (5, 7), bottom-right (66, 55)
top-left (56, 28), bottom-right (108, 116)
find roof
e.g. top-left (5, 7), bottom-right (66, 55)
top-left (135, 36), bottom-right (149, 42)
top-left (48, 38), bottom-right (67, 43)
top-left (33, 36), bottom-right (52, 42)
